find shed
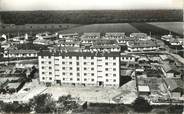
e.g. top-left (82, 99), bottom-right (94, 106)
top-left (138, 85), bottom-right (151, 96)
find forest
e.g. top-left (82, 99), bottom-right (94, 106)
top-left (0, 10), bottom-right (182, 25)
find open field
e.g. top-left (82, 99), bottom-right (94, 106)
top-left (149, 22), bottom-right (183, 36)
top-left (59, 23), bottom-right (139, 35)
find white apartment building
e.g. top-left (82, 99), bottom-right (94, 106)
top-left (39, 51), bottom-right (120, 87)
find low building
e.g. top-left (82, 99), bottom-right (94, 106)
top-left (15, 60), bottom-right (38, 69)
top-left (59, 33), bottom-right (79, 39)
top-left (130, 33), bottom-right (148, 40)
top-left (164, 78), bottom-right (184, 98)
top-left (3, 49), bottom-right (38, 58)
top-left (82, 33), bottom-right (101, 39)
top-left (161, 63), bottom-right (181, 78)
top-left (33, 39), bottom-right (54, 46)
top-left (104, 32), bottom-right (126, 39)
top-left (138, 85), bottom-right (151, 96)
top-left (120, 54), bottom-right (135, 62)
top-left (127, 40), bottom-right (160, 52)
top-left (169, 38), bottom-right (181, 46)
top-left (161, 34), bottom-right (172, 42)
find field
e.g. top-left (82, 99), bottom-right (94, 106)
top-left (58, 22), bottom-right (183, 37)
top-left (59, 23), bottom-right (139, 35)
top-left (149, 22), bottom-right (183, 36)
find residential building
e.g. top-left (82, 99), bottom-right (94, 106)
top-left (3, 49), bottom-right (38, 58)
top-left (38, 50), bottom-right (120, 87)
top-left (59, 33), bottom-right (79, 39)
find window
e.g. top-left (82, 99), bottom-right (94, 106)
top-left (105, 68), bottom-right (108, 71)
top-left (106, 74), bottom-right (108, 76)
top-left (42, 66), bottom-right (44, 69)
top-left (55, 75), bottom-right (59, 77)
top-left (70, 67), bottom-right (72, 70)
top-left (105, 57), bottom-right (108, 60)
top-left (48, 56), bottom-right (51, 59)
top-left (55, 69), bottom-right (59, 71)
top-left (76, 62), bottom-right (79, 65)
top-left (91, 73), bottom-right (94, 76)
top-left (55, 64), bottom-right (59, 66)
top-left (42, 72), bottom-right (45, 74)
top-left (105, 62), bottom-right (108, 65)
top-left (41, 56), bottom-right (44, 58)
top-left (106, 79), bottom-right (109, 82)
top-left (62, 62), bottom-right (65, 64)
top-left (49, 72), bottom-right (52, 75)
top-left (113, 63), bottom-right (116, 65)
top-left (113, 79), bottom-right (116, 82)
top-left (49, 77), bottom-right (52, 80)
top-left (49, 61), bottom-right (51, 64)
top-left (77, 67), bottom-right (80, 71)
top-left (70, 73), bottom-right (73, 75)
top-left (84, 57), bottom-right (86, 59)
top-left (69, 56), bottom-right (72, 59)
top-left (84, 78), bottom-right (87, 81)
top-left (77, 78), bottom-right (80, 81)
top-left (91, 79), bottom-right (94, 81)
top-left (62, 67), bottom-right (65, 70)
top-left (84, 73), bottom-right (87, 76)
top-left (62, 56), bottom-right (65, 59)
top-left (42, 77), bottom-right (45, 80)
top-left (63, 78), bottom-right (65, 80)
top-left (62, 72), bottom-right (65, 75)
top-left (77, 73), bottom-right (80, 76)
top-left (84, 62), bottom-right (86, 65)
top-left (70, 78), bottom-right (73, 81)
top-left (41, 61), bottom-right (44, 64)
top-left (49, 67), bottom-right (52, 69)
top-left (84, 68), bottom-right (87, 70)
top-left (113, 74), bottom-right (116, 77)
top-left (91, 57), bottom-right (94, 59)
top-left (91, 62), bottom-right (94, 65)
top-left (69, 62), bottom-right (72, 65)
top-left (91, 68), bottom-right (94, 70)
top-left (76, 57), bottom-right (79, 60)
top-left (113, 68), bottom-right (116, 71)
top-left (55, 58), bottom-right (59, 61)
top-left (113, 57), bottom-right (116, 60)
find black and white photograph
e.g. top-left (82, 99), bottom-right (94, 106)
top-left (0, 0), bottom-right (183, 113)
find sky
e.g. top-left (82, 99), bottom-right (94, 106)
top-left (0, 0), bottom-right (183, 11)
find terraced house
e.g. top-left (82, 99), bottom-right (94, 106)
top-left (38, 50), bottom-right (120, 87)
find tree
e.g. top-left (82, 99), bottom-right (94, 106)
top-left (57, 95), bottom-right (79, 112)
top-left (133, 97), bottom-right (152, 112)
top-left (29, 94), bottom-right (56, 113)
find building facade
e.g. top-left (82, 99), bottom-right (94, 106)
top-left (39, 51), bottom-right (120, 87)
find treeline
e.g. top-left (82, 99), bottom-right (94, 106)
top-left (0, 10), bottom-right (182, 24)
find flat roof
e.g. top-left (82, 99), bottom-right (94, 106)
top-left (138, 85), bottom-right (150, 92)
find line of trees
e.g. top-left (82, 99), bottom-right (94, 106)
top-left (0, 94), bottom-right (80, 113)
top-left (0, 10), bottom-right (182, 25)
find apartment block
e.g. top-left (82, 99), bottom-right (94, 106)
top-left (39, 51), bottom-right (120, 87)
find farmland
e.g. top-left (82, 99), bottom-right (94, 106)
top-left (59, 23), bottom-right (139, 35)
top-left (148, 22), bottom-right (183, 36)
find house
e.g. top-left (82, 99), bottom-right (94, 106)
top-left (169, 38), bottom-right (181, 46)
top-left (138, 85), bottom-right (151, 96)
top-left (130, 33), bottom-right (149, 40)
top-left (33, 39), bottom-right (54, 46)
top-left (59, 33), bottom-right (79, 39)
top-left (164, 78), bottom-right (184, 98)
top-left (127, 40), bottom-right (160, 52)
top-left (161, 34), bottom-right (172, 42)
top-left (104, 32), bottom-right (126, 39)
top-left (161, 63), bottom-right (181, 78)
top-left (3, 49), bottom-right (38, 58)
top-left (120, 54), bottom-right (135, 62)
top-left (15, 60), bottom-right (38, 69)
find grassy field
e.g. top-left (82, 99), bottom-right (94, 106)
top-left (149, 22), bottom-right (183, 36)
